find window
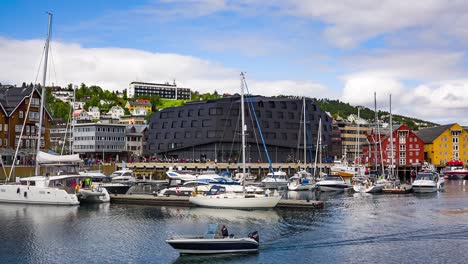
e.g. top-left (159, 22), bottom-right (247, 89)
top-left (265, 111), bottom-right (272, 118)
top-left (399, 158), bottom-right (406, 165)
top-left (174, 132), bottom-right (182, 139)
top-left (221, 119), bottom-right (231, 127)
top-left (19, 111), bottom-right (23, 119)
top-left (282, 133), bottom-right (287, 140)
top-left (288, 112), bottom-right (294, 119)
top-left (209, 108), bottom-right (223, 116)
top-left (202, 119), bottom-right (212, 127)
top-left (4, 124), bottom-right (8, 132)
top-left (274, 122), bottom-right (280, 129)
top-left (399, 145), bottom-right (406, 151)
top-left (198, 109), bottom-right (205, 116)
top-left (164, 132), bottom-right (171, 139)
top-left (277, 112), bottom-right (284, 119)
top-left (15, 125), bottom-right (22, 133)
top-left (262, 121), bottom-right (269, 128)
top-left (184, 131), bottom-right (191, 138)
top-left (171, 121), bottom-right (177, 128)
top-left (162, 122), bottom-right (168, 129)
top-left (188, 110), bottom-right (194, 117)
top-left (196, 131), bottom-right (202, 138)
top-left (191, 120), bottom-right (198, 128)
top-left (4, 139), bottom-right (7, 147)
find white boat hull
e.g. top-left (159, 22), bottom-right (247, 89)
top-left (287, 183), bottom-right (315, 191)
top-left (189, 194), bottom-right (281, 209)
top-left (0, 185), bottom-right (79, 205)
top-left (413, 179), bottom-right (445, 193)
top-left (353, 184), bottom-right (384, 193)
top-left (262, 181), bottom-right (288, 189)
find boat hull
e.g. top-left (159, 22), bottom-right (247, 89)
top-left (287, 183), bottom-right (315, 191)
top-left (353, 184), bottom-right (383, 194)
top-left (317, 183), bottom-right (350, 192)
top-left (100, 184), bottom-right (132, 195)
top-left (77, 188), bottom-right (110, 203)
top-left (166, 237), bottom-right (259, 254)
top-left (262, 181), bottom-right (288, 189)
top-left (0, 185), bottom-right (79, 205)
top-left (189, 194), bottom-right (281, 209)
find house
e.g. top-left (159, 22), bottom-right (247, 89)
top-left (73, 101), bottom-right (85, 110)
top-left (125, 100), bottom-right (152, 114)
top-left (73, 109), bottom-right (93, 123)
top-left (415, 123), bottom-right (468, 166)
top-left (362, 124), bottom-right (424, 167)
top-left (132, 107), bottom-right (147, 116)
top-left (0, 86), bottom-right (52, 163)
top-left (119, 115), bottom-right (146, 125)
top-left (126, 124), bottom-right (148, 158)
top-left (107, 105), bottom-right (125, 119)
top-left (88, 106), bottom-right (100, 120)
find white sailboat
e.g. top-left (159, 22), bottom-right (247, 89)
top-left (288, 99), bottom-right (315, 191)
top-left (0, 14), bottom-right (89, 205)
top-left (189, 73), bottom-right (281, 209)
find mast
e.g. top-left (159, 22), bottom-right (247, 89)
top-left (373, 92), bottom-right (378, 171)
top-left (240, 72), bottom-right (246, 194)
top-left (35, 13), bottom-right (52, 176)
top-left (303, 97), bottom-right (306, 169)
top-left (354, 106), bottom-right (361, 165)
top-left (389, 94), bottom-right (394, 178)
top-left (314, 119), bottom-right (321, 178)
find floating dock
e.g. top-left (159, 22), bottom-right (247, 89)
top-left (110, 194), bottom-right (324, 209)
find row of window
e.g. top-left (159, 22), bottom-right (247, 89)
top-left (74, 127), bottom-right (125, 133)
top-left (74, 136), bottom-right (125, 141)
top-left (73, 145), bottom-right (124, 150)
top-left (14, 139), bottom-right (44, 148)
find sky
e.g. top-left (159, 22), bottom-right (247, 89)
top-left (1, 0), bottom-right (468, 125)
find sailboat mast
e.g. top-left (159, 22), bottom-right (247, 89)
top-left (303, 97), bottom-right (306, 168)
top-left (389, 94), bottom-right (394, 178)
top-left (240, 73), bottom-right (246, 193)
top-left (373, 92), bottom-right (378, 171)
top-left (35, 13), bottom-right (52, 176)
top-left (314, 118), bottom-right (321, 178)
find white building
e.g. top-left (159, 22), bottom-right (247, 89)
top-left (73, 109), bottom-right (93, 122)
top-left (132, 107), bottom-right (147, 116)
top-left (128, 81), bottom-right (191, 100)
top-left (88, 106), bottom-right (100, 120)
top-left (52, 91), bottom-right (74, 103)
top-left (107, 105), bottom-right (125, 119)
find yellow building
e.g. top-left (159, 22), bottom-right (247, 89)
top-left (125, 100), bottom-right (152, 114)
top-left (415, 123), bottom-right (468, 166)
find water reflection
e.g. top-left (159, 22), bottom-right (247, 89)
top-left (172, 252), bottom-right (259, 264)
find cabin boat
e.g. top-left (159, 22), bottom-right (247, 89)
top-left (316, 175), bottom-right (351, 192)
top-left (261, 171), bottom-right (288, 189)
top-left (413, 171), bottom-right (445, 193)
top-left (166, 224), bottom-right (259, 254)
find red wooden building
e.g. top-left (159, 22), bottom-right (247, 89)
top-left (362, 124), bottom-right (425, 167)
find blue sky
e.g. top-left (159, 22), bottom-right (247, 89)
top-left (1, 1), bottom-right (468, 124)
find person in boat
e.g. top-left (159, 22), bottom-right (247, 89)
top-left (220, 225), bottom-right (229, 238)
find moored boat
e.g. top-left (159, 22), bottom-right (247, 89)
top-left (316, 175), bottom-right (351, 192)
top-left (413, 171), bottom-right (445, 193)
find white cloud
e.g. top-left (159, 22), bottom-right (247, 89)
top-left (0, 37), bottom-right (332, 100)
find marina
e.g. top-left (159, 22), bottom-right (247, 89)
top-left (0, 180), bottom-right (467, 263)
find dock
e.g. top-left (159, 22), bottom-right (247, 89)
top-left (110, 194), bottom-right (324, 209)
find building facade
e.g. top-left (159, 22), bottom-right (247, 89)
top-left (73, 123), bottom-right (127, 162)
top-left (107, 106), bottom-right (125, 119)
top-left (126, 124), bottom-right (148, 160)
top-left (125, 100), bottom-right (152, 113)
top-left (362, 124), bottom-right (425, 167)
top-left (335, 119), bottom-right (371, 162)
top-left (0, 86), bottom-right (52, 163)
top-left (145, 96), bottom-right (333, 163)
top-left (128, 81), bottom-right (191, 100)
top-left (416, 123), bottom-right (468, 166)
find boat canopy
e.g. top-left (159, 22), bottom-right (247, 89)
top-left (37, 151), bottom-right (81, 164)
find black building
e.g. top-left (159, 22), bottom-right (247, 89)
top-left (128, 81), bottom-right (191, 100)
top-left (145, 95), bottom-right (333, 163)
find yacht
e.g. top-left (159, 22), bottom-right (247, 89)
top-left (261, 170), bottom-right (288, 189)
top-left (413, 171), bottom-right (445, 193)
top-left (316, 175), bottom-right (351, 192)
top-left (443, 160), bottom-right (468, 180)
top-left (99, 169), bottom-right (135, 195)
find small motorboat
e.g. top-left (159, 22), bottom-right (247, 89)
top-left (261, 170), bottom-right (289, 189)
top-left (413, 171), bottom-right (445, 193)
top-left (316, 175), bottom-right (351, 192)
top-left (166, 224), bottom-right (259, 254)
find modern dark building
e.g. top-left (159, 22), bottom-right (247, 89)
top-left (145, 95), bottom-right (333, 163)
top-left (128, 81), bottom-right (191, 100)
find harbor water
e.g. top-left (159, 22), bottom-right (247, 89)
top-left (1, 180), bottom-right (468, 263)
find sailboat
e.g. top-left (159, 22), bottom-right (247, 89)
top-left (288, 98), bottom-right (315, 191)
top-left (189, 73), bottom-right (281, 209)
top-left (0, 14), bottom-right (85, 205)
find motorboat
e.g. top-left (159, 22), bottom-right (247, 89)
top-left (189, 185), bottom-right (281, 209)
top-left (287, 170), bottom-right (315, 191)
top-left (352, 177), bottom-right (384, 193)
top-left (443, 160), bottom-right (468, 180)
top-left (77, 170), bottom-right (111, 202)
top-left (316, 175), bottom-right (351, 192)
top-left (166, 223), bottom-right (259, 254)
top-left (100, 169), bottom-right (135, 195)
top-left (413, 171), bottom-right (445, 193)
top-left (261, 170), bottom-right (288, 189)
top-left (234, 172), bottom-right (257, 182)
top-left (166, 167), bottom-right (198, 181)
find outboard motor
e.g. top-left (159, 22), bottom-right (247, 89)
top-left (248, 231), bottom-right (259, 242)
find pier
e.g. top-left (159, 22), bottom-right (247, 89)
top-left (110, 194), bottom-right (324, 209)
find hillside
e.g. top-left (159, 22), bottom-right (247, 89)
top-left (44, 83), bottom-right (437, 130)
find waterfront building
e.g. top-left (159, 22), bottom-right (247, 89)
top-left (335, 119), bottom-right (371, 163)
top-left (330, 120), bottom-right (342, 159)
top-left (145, 95), bottom-right (332, 163)
top-left (52, 90), bottom-right (73, 103)
top-left (72, 101), bottom-right (85, 110)
top-left (50, 118), bottom-right (72, 154)
top-left (125, 99), bottom-right (152, 114)
top-left (126, 124), bottom-right (148, 160)
top-left (0, 86), bottom-right (52, 163)
top-left (128, 81), bottom-right (191, 100)
top-left (415, 123), bottom-right (468, 166)
top-left (73, 123), bottom-right (127, 161)
top-left (362, 124), bottom-right (424, 167)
